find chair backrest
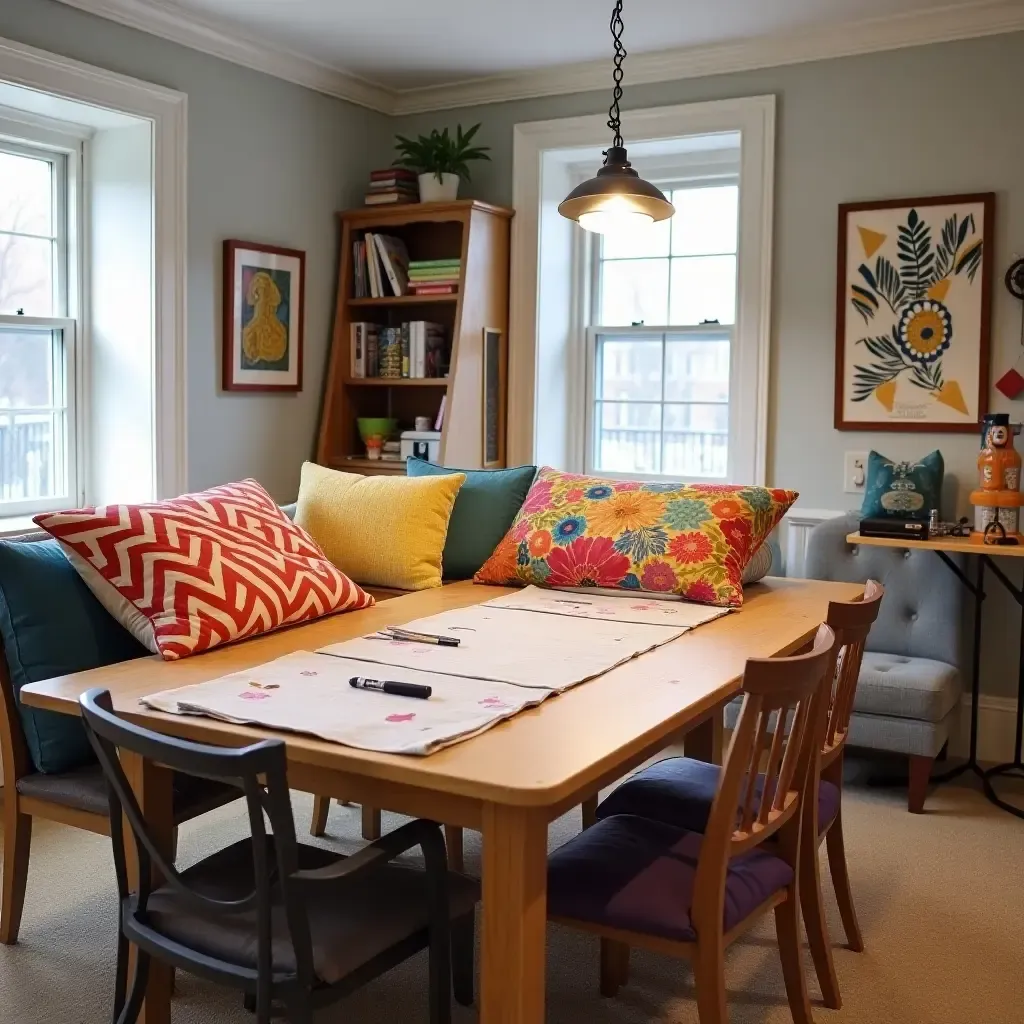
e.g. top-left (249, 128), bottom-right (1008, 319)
top-left (78, 689), bottom-right (315, 988)
top-left (821, 580), bottom-right (885, 762)
top-left (691, 624), bottom-right (836, 936)
top-left (805, 513), bottom-right (962, 666)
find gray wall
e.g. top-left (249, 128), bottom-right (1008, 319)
top-left (0, 0), bottom-right (389, 502)
top-left (388, 33), bottom-right (1024, 701)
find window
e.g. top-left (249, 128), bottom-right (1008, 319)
top-left (0, 140), bottom-right (78, 515)
top-left (586, 183), bottom-right (739, 480)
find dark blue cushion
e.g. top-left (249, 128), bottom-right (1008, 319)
top-left (597, 757), bottom-right (841, 833)
top-left (0, 539), bottom-right (147, 774)
top-left (548, 814), bottom-right (793, 941)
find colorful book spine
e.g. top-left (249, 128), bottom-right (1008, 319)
top-left (409, 284), bottom-right (457, 295)
top-left (401, 323), bottom-right (410, 378)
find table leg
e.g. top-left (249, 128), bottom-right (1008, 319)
top-left (481, 803), bottom-right (548, 1024)
top-left (121, 751), bottom-right (174, 1024)
top-left (685, 708), bottom-right (723, 764)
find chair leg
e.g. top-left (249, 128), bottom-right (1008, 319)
top-left (444, 825), bottom-right (464, 873)
top-left (825, 810), bottom-right (863, 952)
top-left (1, 807), bottom-right (32, 945)
top-left (599, 938), bottom-right (630, 998)
top-left (907, 754), bottom-right (933, 814)
top-left (693, 934), bottom-right (728, 1024)
top-left (309, 796), bottom-right (331, 837)
top-left (775, 892), bottom-right (814, 1024)
top-left (427, 920), bottom-right (452, 1024)
top-left (451, 911), bottom-right (475, 1007)
top-left (115, 948), bottom-right (150, 1024)
top-left (800, 837), bottom-right (841, 1009)
top-left (581, 797), bottom-right (598, 829)
top-left (361, 805), bottom-right (381, 841)
top-left (281, 993), bottom-right (313, 1024)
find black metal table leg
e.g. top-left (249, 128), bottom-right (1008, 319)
top-left (932, 553), bottom-right (987, 785)
top-left (979, 555), bottom-right (1024, 818)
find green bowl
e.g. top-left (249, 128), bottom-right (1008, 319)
top-left (356, 417), bottom-right (398, 443)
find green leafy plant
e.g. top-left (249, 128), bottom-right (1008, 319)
top-left (393, 123), bottom-right (491, 182)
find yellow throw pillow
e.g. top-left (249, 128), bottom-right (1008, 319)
top-left (295, 462), bottom-right (465, 590)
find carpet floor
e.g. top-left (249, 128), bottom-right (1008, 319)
top-left (1, 759), bottom-right (1021, 1024)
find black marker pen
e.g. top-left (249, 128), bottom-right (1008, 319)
top-left (349, 676), bottom-right (432, 700)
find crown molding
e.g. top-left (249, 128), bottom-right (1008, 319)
top-left (53, 0), bottom-right (397, 113)
top-left (53, 0), bottom-right (1024, 116)
top-left (390, 1), bottom-right (1024, 114)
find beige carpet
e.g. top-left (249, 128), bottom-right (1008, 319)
top-left (1, 759), bottom-right (1022, 1024)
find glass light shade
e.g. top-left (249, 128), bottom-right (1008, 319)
top-left (559, 146), bottom-right (674, 234)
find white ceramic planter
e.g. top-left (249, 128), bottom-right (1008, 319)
top-left (418, 172), bottom-right (460, 202)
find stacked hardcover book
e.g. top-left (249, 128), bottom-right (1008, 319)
top-left (364, 168), bottom-right (418, 205)
top-left (353, 233), bottom-right (410, 298)
top-left (350, 321), bottom-right (448, 380)
top-left (407, 258), bottom-right (461, 296)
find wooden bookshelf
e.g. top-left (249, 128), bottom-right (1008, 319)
top-left (317, 200), bottom-right (513, 476)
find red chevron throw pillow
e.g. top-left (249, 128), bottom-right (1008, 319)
top-left (34, 479), bottom-right (373, 660)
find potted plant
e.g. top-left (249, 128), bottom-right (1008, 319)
top-left (393, 123), bottom-right (491, 203)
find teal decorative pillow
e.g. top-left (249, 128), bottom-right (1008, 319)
top-left (861, 449), bottom-right (944, 519)
top-left (406, 459), bottom-right (537, 579)
top-left (0, 538), bottom-right (147, 774)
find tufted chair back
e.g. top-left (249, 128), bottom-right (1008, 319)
top-left (804, 513), bottom-right (963, 667)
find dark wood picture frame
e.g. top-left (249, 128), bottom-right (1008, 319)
top-left (223, 239), bottom-right (306, 392)
top-left (834, 192), bottom-right (994, 432)
top-left (482, 327), bottom-right (506, 468)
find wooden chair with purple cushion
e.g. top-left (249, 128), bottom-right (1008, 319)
top-left (547, 623), bottom-right (837, 1024)
top-left (594, 581), bottom-right (884, 1011)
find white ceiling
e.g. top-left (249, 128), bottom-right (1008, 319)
top-left (153, 0), bottom-right (1000, 89)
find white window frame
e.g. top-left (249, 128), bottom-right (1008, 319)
top-left (0, 130), bottom-right (83, 515)
top-left (583, 174), bottom-right (739, 481)
top-left (510, 96), bottom-right (775, 483)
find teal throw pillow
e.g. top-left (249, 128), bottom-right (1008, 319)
top-left (0, 538), bottom-right (147, 774)
top-left (406, 459), bottom-right (537, 579)
top-left (861, 449), bottom-right (944, 519)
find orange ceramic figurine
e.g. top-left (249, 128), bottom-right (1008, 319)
top-left (978, 419), bottom-right (1021, 491)
top-left (971, 415), bottom-right (1023, 540)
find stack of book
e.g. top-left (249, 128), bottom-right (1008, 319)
top-left (353, 233), bottom-right (410, 298)
top-left (407, 258), bottom-right (461, 296)
top-left (364, 168), bottom-right (418, 205)
top-left (350, 321), bottom-right (448, 380)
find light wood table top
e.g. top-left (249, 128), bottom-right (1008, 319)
top-left (21, 577), bottom-right (861, 809)
top-left (847, 531), bottom-right (1024, 557)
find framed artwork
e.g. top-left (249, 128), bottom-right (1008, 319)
top-left (482, 327), bottom-right (506, 467)
top-left (223, 239), bottom-right (305, 391)
top-left (835, 193), bottom-right (994, 431)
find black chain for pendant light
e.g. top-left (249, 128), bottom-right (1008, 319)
top-left (607, 0), bottom-right (626, 149)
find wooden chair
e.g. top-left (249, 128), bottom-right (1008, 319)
top-left (78, 688), bottom-right (477, 1024)
top-left (0, 648), bottom-right (240, 945)
top-left (591, 582), bottom-right (884, 1010)
top-left (547, 624), bottom-right (837, 1024)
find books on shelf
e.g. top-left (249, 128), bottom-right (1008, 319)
top-left (364, 168), bottom-right (418, 206)
top-left (408, 257), bottom-right (461, 295)
top-left (349, 321), bottom-right (448, 380)
top-left (354, 245), bottom-right (461, 299)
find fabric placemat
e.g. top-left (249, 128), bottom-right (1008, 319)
top-left (140, 651), bottom-right (554, 755)
top-left (317, 604), bottom-right (686, 692)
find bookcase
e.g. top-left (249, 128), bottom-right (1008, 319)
top-left (316, 200), bottom-right (514, 475)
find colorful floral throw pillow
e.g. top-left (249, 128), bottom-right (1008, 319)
top-left (474, 468), bottom-right (797, 607)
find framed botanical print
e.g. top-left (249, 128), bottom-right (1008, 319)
top-left (835, 193), bottom-right (994, 431)
top-left (223, 239), bottom-right (305, 391)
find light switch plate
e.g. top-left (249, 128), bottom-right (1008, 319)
top-left (844, 451), bottom-right (868, 494)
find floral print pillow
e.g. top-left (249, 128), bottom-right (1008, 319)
top-left (474, 468), bottom-right (798, 607)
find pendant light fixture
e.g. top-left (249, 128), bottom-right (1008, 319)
top-left (558, 0), bottom-right (675, 234)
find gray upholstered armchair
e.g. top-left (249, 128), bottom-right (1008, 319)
top-left (804, 513), bottom-right (964, 812)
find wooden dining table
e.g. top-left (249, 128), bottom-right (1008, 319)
top-left (19, 575), bottom-right (862, 1024)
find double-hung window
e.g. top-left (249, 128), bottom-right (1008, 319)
top-left (0, 138), bottom-right (78, 516)
top-left (586, 181), bottom-right (739, 481)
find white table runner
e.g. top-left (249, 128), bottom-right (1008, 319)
top-left (140, 651), bottom-right (554, 755)
top-left (316, 603), bottom-right (687, 692)
top-left (484, 585), bottom-right (732, 628)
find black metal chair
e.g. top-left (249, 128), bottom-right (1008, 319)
top-left (78, 688), bottom-right (477, 1024)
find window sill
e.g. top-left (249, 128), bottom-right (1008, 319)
top-left (0, 516), bottom-right (43, 539)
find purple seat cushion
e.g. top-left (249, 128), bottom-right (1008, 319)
top-left (547, 814), bottom-right (793, 941)
top-left (596, 757), bottom-right (840, 833)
